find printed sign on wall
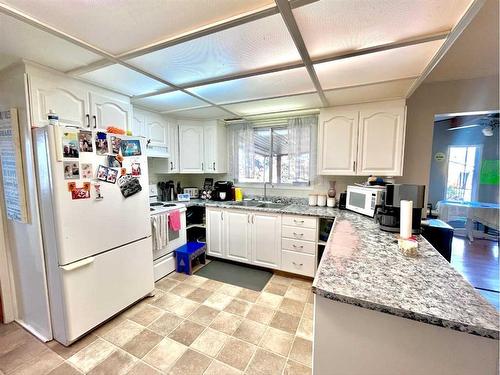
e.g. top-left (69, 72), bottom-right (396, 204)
top-left (0, 108), bottom-right (28, 223)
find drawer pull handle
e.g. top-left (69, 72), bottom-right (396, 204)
top-left (292, 244), bottom-right (304, 249)
top-left (293, 232), bottom-right (304, 238)
top-left (294, 219), bottom-right (304, 224)
top-left (292, 261), bottom-right (303, 267)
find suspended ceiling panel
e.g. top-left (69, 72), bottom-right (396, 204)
top-left (224, 92), bottom-right (322, 116)
top-left (324, 79), bottom-right (416, 106)
top-left (293, 0), bottom-right (473, 59)
top-left (188, 67), bottom-right (315, 104)
top-left (128, 14), bottom-right (301, 86)
top-left (0, 13), bottom-right (101, 72)
top-left (3, 0), bottom-right (274, 55)
top-left (132, 91), bottom-right (208, 112)
top-left (315, 40), bottom-right (444, 90)
top-left (168, 106), bottom-right (231, 120)
top-left (79, 64), bottom-right (170, 96)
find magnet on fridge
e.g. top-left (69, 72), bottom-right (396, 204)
top-left (131, 162), bottom-right (141, 176)
top-left (67, 182), bottom-right (76, 192)
top-left (93, 181), bottom-right (103, 200)
top-left (95, 132), bottom-right (108, 156)
top-left (82, 182), bottom-right (91, 192)
top-left (120, 168), bottom-right (127, 176)
top-left (71, 187), bottom-right (90, 200)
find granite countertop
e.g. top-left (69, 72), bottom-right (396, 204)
top-left (180, 198), bottom-right (338, 218)
top-left (178, 198), bottom-right (499, 338)
top-left (312, 209), bottom-right (500, 339)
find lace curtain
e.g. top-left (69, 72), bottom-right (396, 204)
top-left (228, 115), bottom-right (318, 184)
top-left (288, 115), bottom-right (318, 184)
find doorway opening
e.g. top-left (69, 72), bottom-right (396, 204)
top-left (428, 111), bottom-right (499, 309)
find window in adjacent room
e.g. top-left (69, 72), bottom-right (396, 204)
top-left (446, 145), bottom-right (481, 202)
top-left (228, 115), bottom-right (317, 186)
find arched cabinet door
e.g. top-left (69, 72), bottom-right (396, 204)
top-left (318, 109), bottom-right (359, 175)
top-left (357, 101), bottom-right (406, 176)
top-left (30, 75), bottom-right (89, 128)
top-left (179, 124), bottom-right (204, 173)
top-left (89, 92), bottom-right (131, 132)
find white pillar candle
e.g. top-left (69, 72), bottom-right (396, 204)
top-left (400, 200), bottom-right (413, 239)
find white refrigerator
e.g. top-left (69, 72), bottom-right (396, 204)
top-left (33, 125), bottom-right (153, 346)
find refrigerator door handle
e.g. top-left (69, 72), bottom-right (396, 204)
top-left (60, 257), bottom-right (95, 272)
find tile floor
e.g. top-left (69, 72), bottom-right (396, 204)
top-left (0, 272), bottom-right (314, 374)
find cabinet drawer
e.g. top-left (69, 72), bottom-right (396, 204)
top-left (282, 238), bottom-right (315, 255)
top-left (282, 215), bottom-right (317, 229)
top-left (282, 225), bottom-right (316, 242)
top-left (281, 250), bottom-right (315, 277)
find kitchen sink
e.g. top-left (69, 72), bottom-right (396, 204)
top-left (258, 202), bottom-right (287, 209)
top-left (233, 200), bottom-right (263, 207)
top-left (232, 200), bottom-right (287, 209)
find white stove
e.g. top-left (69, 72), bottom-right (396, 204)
top-left (149, 185), bottom-right (186, 281)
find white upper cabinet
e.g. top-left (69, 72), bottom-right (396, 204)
top-left (318, 99), bottom-right (406, 176)
top-left (179, 122), bottom-right (204, 173)
top-left (89, 92), bottom-right (132, 132)
top-left (167, 121), bottom-right (179, 173)
top-left (132, 107), bottom-right (170, 158)
top-left (318, 109), bottom-right (358, 175)
top-left (357, 101), bottom-right (406, 176)
top-left (203, 121), bottom-right (227, 174)
top-left (28, 68), bottom-right (132, 133)
top-left (131, 109), bottom-right (147, 138)
top-left (30, 74), bottom-right (89, 128)
top-left (147, 114), bottom-right (168, 147)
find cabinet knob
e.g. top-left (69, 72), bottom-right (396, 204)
top-left (213, 162), bottom-right (216, 170)
top-left (292, 244), bottom-right (304, 249)
top-left (170, 161), bottom-right (173, 170)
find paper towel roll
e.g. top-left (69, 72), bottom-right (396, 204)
top-left (400, 200), bottom-right (413, 239)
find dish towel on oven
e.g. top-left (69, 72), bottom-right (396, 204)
top-left (169, 210), bottom-right (181, 232)
top-left (151, 213), bottom-right (168, 251)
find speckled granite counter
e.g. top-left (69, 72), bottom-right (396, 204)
top-left (312, 209), bottom-right (499, 339)
top-left (177, 199), bottom-right (499, 338)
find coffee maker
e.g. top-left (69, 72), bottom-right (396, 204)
top-left (212, 181), bottom-right (234, 201)
top-left (374, 184), bottom-right (425, 234)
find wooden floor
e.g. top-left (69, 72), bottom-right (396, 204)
top-left (450, 236), bottom-right (499, 309)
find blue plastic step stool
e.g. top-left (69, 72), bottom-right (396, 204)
top-left (174, 242), bottom-right (207, 275)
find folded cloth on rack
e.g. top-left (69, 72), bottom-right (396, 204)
top-left (169, 210), bottom-right (181, 232)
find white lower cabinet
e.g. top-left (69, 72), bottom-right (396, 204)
top-left (206, 208), bottom-right (224, 257)
top-left (206, 208), bottom-right (301, 273)
top-left (225, 210), bottom-right (251, 263)
top-left (251, 212), bottom-right (281, 269)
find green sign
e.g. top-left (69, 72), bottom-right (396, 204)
top-left (480, 160), bottom-right (499, 185)
top-left (434, 152), bottom-right (446, 161)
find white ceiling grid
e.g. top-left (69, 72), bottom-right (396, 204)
top-left (0, 0), bottom-right (478, 119)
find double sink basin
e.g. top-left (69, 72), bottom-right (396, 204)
top-left (231, 200), bottom-right (288, 209)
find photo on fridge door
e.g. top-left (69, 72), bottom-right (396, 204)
top-left (62, 131), bottom-right (79, 158)
top-left (81, 163), bottom-right (93, 179)
top-left (95, 132), bottom-right (108, 155)
top-left (110, 135), bottom-right (122, 155)
top-left (78, 130), bottom-right (93, 152)
top-left (63, 161), bottom-right (80, 179)
top-left (121, 139), bottom-right (142, 156)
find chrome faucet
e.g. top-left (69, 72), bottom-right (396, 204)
top-left (264, 181), bottom-right (273, 202)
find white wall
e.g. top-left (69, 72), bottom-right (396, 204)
top-left (0, 64), bottom-right (52, 339)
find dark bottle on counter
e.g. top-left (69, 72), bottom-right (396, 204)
top-left (176, 182), bottom-right (182, 199)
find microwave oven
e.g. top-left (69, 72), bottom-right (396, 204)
top-left (346, 185), bottom-right (385, 217)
